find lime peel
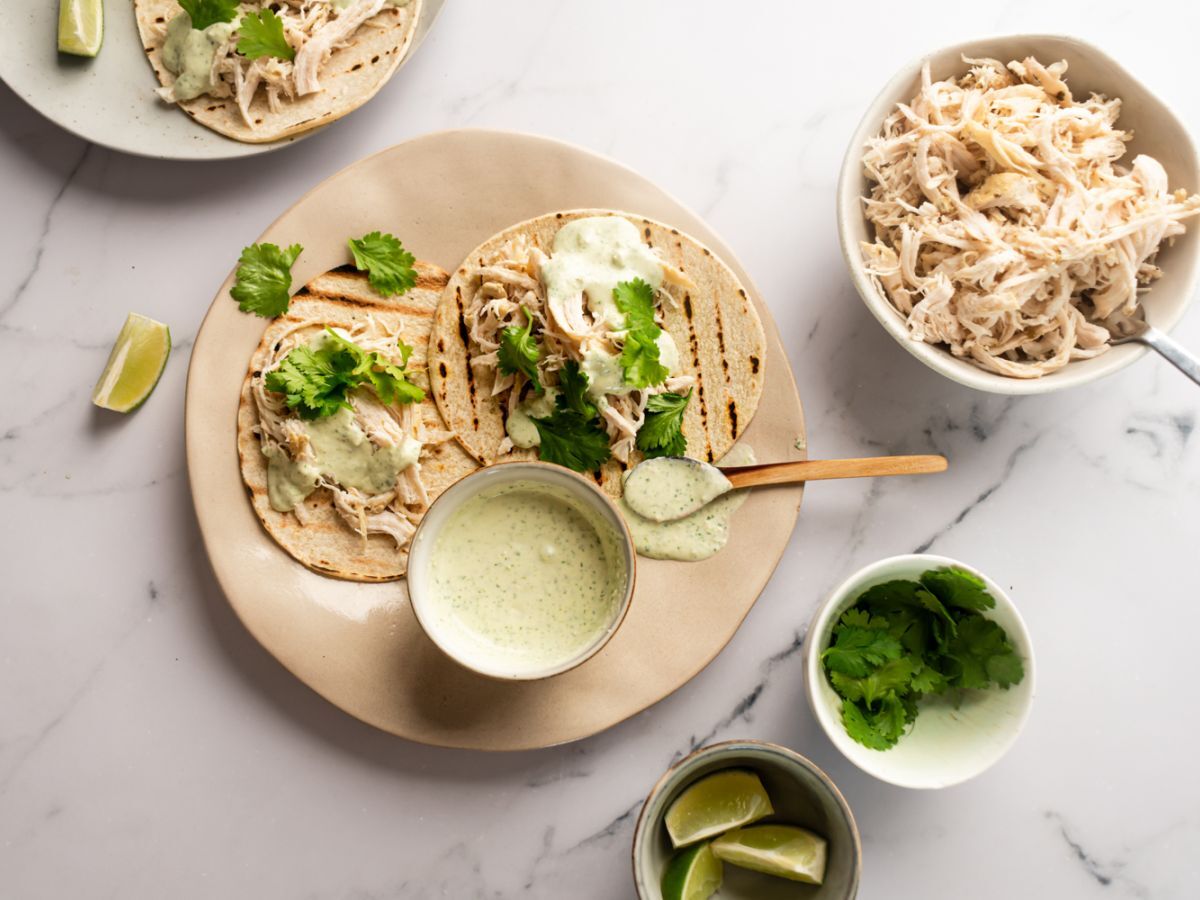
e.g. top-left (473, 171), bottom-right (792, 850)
top-left (661, 842), bottom-right (722, 900)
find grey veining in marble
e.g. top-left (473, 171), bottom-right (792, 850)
top-left (2, 1), bottom-right (1198, 897)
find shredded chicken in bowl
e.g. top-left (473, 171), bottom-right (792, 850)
top-left (860, 55), bottom-right (1200, 378)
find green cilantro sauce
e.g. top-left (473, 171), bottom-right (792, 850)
top-left (265, 405), bottom-right (421, 512)
top-left (619, 445), bottom-right (755, 561)
top-left (162, 14), bottom-right (236, 101)
top-left (505, 388), bottom-right (559, 449)
top-left (622, 457), bottom-right (733, 522)
top-left (541, 217), bottom-right (665, 333)
top-left (426, 482), bottom-right (626, 674)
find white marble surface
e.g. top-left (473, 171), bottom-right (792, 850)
top-left (2, 1), bottom-right (1199, 897)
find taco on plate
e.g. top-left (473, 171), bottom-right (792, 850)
top-left (428, 210), bottom-right (767, 496)
top-left (135, 0), bottom-right (421, 143)
top-left (237, 261), bottom-right (476, 581)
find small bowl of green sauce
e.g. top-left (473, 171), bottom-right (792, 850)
top-left (407, 462), bottom-right (636, 680)
top-left (803, 554), bottom-right (1036, 789)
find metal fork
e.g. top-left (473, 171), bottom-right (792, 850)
top-left (1110, 320), bottom-right (1200, 387)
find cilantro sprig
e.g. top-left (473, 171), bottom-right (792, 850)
top-left (237, 8), bottom-right (295, 61)
top-left (613, 278), bottom-right (670, 388)
top-left (264, 328), bottom-right (424, 419)
top-left (231, 242), bottom-right (303, 318)
top-left (822, 568), bottom-right (1024, 750)
top-left (636, 389), bottom-right (691, 458)
top-left (498, 309), bottom-right (543, 394)
top-left (179, 0), bottom-right (238, 30)
top-left (348, 232), bottom-right (417, 297)
top-left (532, 361), bottom-right (610, 472)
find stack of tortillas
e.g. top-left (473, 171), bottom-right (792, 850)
top-left (134, 0), bottom-right (422, 143)
top-left (428, 210), bottom-right (768, 496)
top-left (237, 262), bottom-right (476, 582)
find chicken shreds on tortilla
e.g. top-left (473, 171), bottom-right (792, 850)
top-left (237, 262), bottom-right (477, 582)
top-left (134, 0), bottom-right (421, 143)
top-left (428, 210), bottom-right (767, 497)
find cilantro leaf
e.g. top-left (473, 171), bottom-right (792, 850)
top-left (179, 0), bottom-right (238, 30)
top-left (558, 360), bottom-right (596, 419)
top-left (830, 657), bottom-right (916, 706)
top-left (230, 242), bottom-right (303, 318)
top-left (822, 612), bottom-right (902, 677)
top-left (498, 310), bottom-right (543, 394)
top-left (613, 278), bottom-right (670, 388)
top-left (944, 616), bottom-right (1024, 690)
top-left (264, 344), bottom-right (352, 419)
top-left (920, 567), bottom-right (996, 612)
top-left (841, 699), bottom-right (906, 751)
top-left (264, 328), bottom-right (423, 418)
top-left (348, 232), bottom-right (417, 297)
top-left (533, 408), bottom-right (611, 473)
top-left (237, 8), bottom-right (295, 61)
top-left (636, 389), bottom-right (691, 458)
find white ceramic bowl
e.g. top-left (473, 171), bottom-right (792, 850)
top-left (803, 554), bottom-right (1035, 789)
top-left (837, 34), bottom-right (1200, 394)
top-left (632, 741), bottom-right (862, 900)
top-left (407, 462), bottom-right (636, 681)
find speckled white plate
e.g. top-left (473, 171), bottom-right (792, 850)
top-left (185, 130), bottom-right (808, 750)
top-left (0, 0), bottom-right (444, 160)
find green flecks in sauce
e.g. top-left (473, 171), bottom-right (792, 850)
top-left (264, 406), bottom-right (421, 512)
top-left (505, 388), bottom-right (559, 449)
top-left (162, 14), bottom-right (236, 101)
top-left (622, 457), bottom-right (732, 522)
top-left (619, 445), bottom-right (756, 561)
top-left (540, 217), bottom-right (665, 332)
top-left (427, 482), bottom-right (626, 673)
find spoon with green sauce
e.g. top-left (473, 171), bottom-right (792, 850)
top-left (624, 454), bottom-right (948, 523)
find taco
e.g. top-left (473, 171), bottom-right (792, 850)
top-left (134, 0), bottom-right (421, 143)
top-left (237, 261), bottom-right (476, 581)
top-left (428, 211), bottom-right (767, 496)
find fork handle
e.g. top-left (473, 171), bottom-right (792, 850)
top-left (1138, 326), bottom-right (1200, 387)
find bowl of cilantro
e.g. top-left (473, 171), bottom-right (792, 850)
top-left (803, 555), bottom-right (1035, 789)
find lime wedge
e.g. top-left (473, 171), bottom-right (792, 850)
top-left (92, 313), bottom-right (170, 412)
top-left (661, 842), bottom-right (722, 900)
top-left (664, 769), bottom-right (774, 848)
top-left (58, 0), bottom-right (104, 57)
top-left (711, 825), bottom-right (828, 884)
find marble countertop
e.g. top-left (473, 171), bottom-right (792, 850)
top-left (2, 1), bottom-right (1198, 897)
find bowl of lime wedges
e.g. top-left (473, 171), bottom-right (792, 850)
top-left (632, 740), bottom-right (861, 900)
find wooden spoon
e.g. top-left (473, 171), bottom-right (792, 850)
top-left (623, 454), bottom-right (947, 522)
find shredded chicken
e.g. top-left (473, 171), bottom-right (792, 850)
top-left (860, 55), bottom-right (1200, 377)
top-left (153, 0), bottom-right (399, 129)
top-left (459, 234), bottom-right (695, 462)
top-left (251, 315), bottom-right (451, 550)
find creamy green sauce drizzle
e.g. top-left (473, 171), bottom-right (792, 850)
top-left (265, 405), bottom-right (421, 512)
top-left (619, 446), bottom-right (756, 561)
top-left (426, 482), bottom-right (626, 674)
top-left (505, 388), bottom-right (559, 449)
top-left (540, 217), bottom-right (665, 332)
top-left (622, 457), bottom-right (733, 522)
top-left (162, 13), bottom-right (236, 101)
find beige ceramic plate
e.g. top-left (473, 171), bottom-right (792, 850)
top-left (185, 130), bottom-right (806, 749)
top-left (0, 0), bottom-right (444, 160)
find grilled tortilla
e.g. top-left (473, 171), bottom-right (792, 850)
top-left (428, 210), bottom-right (767, 496)
top-left (134, 0), bottom-right (421, 144)
top-left (237, 262), bottom-right (477, 582)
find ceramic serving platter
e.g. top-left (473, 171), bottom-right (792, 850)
top-left (0, 0), bottom-right (444, 160)
top-left (184, 129), bottom-right (807, 750)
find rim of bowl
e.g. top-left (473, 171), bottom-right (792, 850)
top-left (630, 739), bottom-right (863, 899)
top-left (803, 554), bottom-right (1037, 789)
top-left (836, 32), bottom-right (1200, 395)
top-left (407, 460), bottom-right (637, 682)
